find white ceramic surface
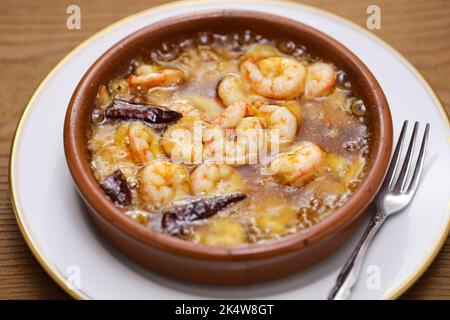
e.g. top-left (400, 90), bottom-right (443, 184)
top-left (10, 0), bottom-right (450, 300)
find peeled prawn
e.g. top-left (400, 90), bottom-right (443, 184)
top-left (268, 142), bottom-right (324, 187)
top-left (240, 57), bottom-right (306, 100)
top-left (190, 163), bottom-right (246, 196)
top-left (217, 75), bottom-right (261, 106)
top-left (212, 101), bottom-right (255, 128)
top-left (137, 160), bottom-right (191, 209)
top-left (161, 118), bottom-right (205, 164)
top-left (256, 104), bottom-right (297, 145)
top-left (304, 62), bottom-right (336, 98)
top-left (128, 63), bottom-right (184, 88)
top-left (241, 44), bottom-right (282, 61)
top-left (126, 122), bottom-right (164, 165)
top-left (203, 102), bottom-right (264, 165)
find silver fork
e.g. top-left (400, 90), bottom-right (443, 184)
top-left (328, 120), bottom-right (430, 300)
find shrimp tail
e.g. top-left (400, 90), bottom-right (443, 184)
top-left (161, 192), bottom-right (247, 235)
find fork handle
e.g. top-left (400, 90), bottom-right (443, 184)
top-left (328, 210), bottom-right (387, 300)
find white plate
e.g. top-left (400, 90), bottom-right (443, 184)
top-left (10, 0), bottom-right (449, 300)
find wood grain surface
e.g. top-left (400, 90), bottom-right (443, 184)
top-left (0, 0), bottom-right (448, 300)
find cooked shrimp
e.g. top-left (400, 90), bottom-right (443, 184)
top-left (268, 142), bottom-right (324, 187)
top-left (186, 95), bottom-right (225, 121)
top-left (88, 124), bottom-right (137, 180)
top-left (190, 163), bottom-right (245, 196)
top-left (256, 104), bottom-right (297, 145)
top-left (217, 75), bottom-right (261, 106)
top-left (168, 101), bottom-right (206, 122)
top-left (240, 57), bottom-right (306, 100)
top-left (279, 100), bottom-right (302, 126)
top-left (241, 44), bottom-right (282, 61)
top-left (304, 62), bottom-right (336, 98)
top-left (128, 63), bottom-right (184, 88)
top-left (160, 102), bottom-right (207, 164)
top-left (212, 101), bottom-right (255, 128)
top-left (202, 125), bottom-right (240, 165)
top-left (235, 116), bottom-right (268, 162)
top-left (204, 102), bottom-right (264, 164)
top-left (92, 145), bottom-right (138, 181)
top-left (126, 122), bottom-right (164, 165)
top-left (161, 118), bottom-right (205, 164)
top-left (137, 160), bottom-right (191, 209)
top-left (203, 120), bottom-right (264, 165)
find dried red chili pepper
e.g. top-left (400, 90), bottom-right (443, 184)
top-left (105, 99), bottom-right (182, 126)
top-left (161, 193), bottom-right (247, 235)
top-left (100, 170), bottom-right (132, 207)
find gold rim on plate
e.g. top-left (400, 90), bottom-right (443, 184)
top-left (9, 0), bottom-right (450, 300)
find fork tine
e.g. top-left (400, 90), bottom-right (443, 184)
top-left (407, 123), bottom-right (430, 194)
top-left (383, 121), bottom-right (408, 190)
top-left (393, 122), bottom-right (419, 192)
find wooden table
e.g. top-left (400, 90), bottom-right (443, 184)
top-left (0, 0), bottom-right (448, 299)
